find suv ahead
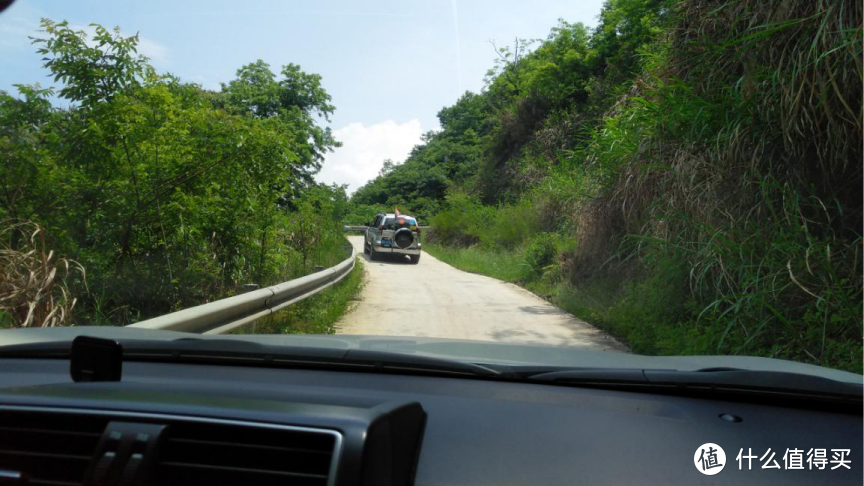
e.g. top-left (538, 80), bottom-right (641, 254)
top-left (364, 213), bottom-right (422, 263)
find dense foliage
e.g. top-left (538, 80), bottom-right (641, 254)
top-left (354, 0), bottom-right (863, 371)
top-left (1, 20), bottom-right (352, 325)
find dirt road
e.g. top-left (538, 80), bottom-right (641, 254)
top-left (336, 236), bottom-right (626, 351)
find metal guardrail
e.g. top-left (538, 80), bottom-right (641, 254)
top-left (127, 247), bottom-right (356, 334)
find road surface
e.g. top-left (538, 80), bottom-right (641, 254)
top-left (336, 236), bottom-right (626, 351)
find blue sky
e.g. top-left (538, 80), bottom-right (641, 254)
top-left (0, 0), bottom-right (606, 191)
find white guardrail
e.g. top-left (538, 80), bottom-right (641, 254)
top-left (127, 247), bottom-right (356, 334)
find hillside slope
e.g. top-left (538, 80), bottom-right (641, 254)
top-left (351, 0), bottom-right (863, 372)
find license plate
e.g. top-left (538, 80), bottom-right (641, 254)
top-left (382, 239), bottom-right (392, 247)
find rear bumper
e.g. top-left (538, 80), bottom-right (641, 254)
top-left (375, 246), bottom-right (421, 256)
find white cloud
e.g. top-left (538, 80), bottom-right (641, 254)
top-left (317, 119), bottom-right (423, 194)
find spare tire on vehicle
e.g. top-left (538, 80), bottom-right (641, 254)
top-left (393, 228), bottom-right (415, 249)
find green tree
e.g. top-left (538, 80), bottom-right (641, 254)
top-left (1, 19), bottom-right (346, 325)
top-left (219, 60), bottom-right (339, 185)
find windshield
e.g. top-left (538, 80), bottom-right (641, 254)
top-left (0, 0), bottom-right (861, 378)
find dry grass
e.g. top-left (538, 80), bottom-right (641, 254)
top-left (0, 221), bottom-right (85, 327)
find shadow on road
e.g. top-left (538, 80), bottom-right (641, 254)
top-left (491, 326), bottom-right (625, 349)
top-left (359, 251), bottom-right (415, 265)
top-left (518, 305), bottom-right (565, 316)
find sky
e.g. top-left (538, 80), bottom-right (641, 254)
top-left (0, 0), bottom-right (606, 193)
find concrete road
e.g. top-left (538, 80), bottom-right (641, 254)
top-left (336, 236), bottom-right (626, 351)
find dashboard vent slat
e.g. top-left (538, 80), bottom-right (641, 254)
top-left (27, 480), bottom-right (82, 486)
top-left (168, 437), bottom-right (332, 455)
top-left (159, 461), bottom-right (328, 478)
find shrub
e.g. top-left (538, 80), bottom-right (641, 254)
top-left (521, 233), bottom-right (557, 279)
top-left (428, 193), bottom-right (492, 246)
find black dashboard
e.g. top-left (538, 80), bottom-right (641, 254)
top-left (0, 357), bottom-right (860, 485)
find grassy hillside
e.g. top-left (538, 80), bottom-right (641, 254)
top-left (353, 0), bottom-right (863, 372)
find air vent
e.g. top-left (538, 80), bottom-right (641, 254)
top-left (0, 411), bottom-right (107, 485)
top-left (154, 420), bottom-right (338, 486)
top-left (0, 408), bottom-right (338, 486)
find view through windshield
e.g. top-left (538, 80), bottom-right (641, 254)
top-left (0, 0), bottom-right (861, 375)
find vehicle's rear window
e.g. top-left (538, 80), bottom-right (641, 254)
top-left (383, 217), bottom-right (416, 230)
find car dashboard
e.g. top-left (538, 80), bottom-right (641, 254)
top-left (0, 356), bottom-right (860, 485)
